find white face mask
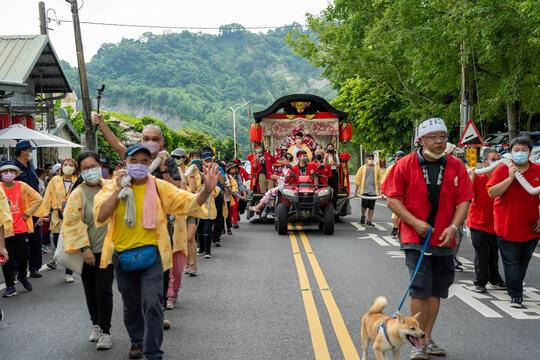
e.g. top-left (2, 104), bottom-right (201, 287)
top-left (367, 159), bottom-right (374, 165)
top-left (62, 165), bottom-right (75, 175)
top-left (142, 141), bottom-right (160, 154)
top-left (423, 148), bottom-right (445, 160)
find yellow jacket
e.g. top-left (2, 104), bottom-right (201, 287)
top-left (187, 166), bottom-right (202, 194)
top-left (62, 179), bottom-right (110, 254)
top-left (353, 165), bottom-right (383, 196)
top-left (381, 164), bottom-right (393, 185)
top-left (203, 187), bottom-right (221, 220)
top-left (93, 177), bottom-right (208, 271)
top-left (2, 181), bottom-right (44, 236)
top-left (38, 175), bottom-right (77, 233)
top-left (0, 187), bottom-right (13, 237)
top-left (226, 174), bottom-right (239, 207)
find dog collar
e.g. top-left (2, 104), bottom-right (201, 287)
top-left (377, 320), bottom-right (395, 349)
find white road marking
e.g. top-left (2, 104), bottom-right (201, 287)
top-left (382, 236), bottom-right (400, 247)
top-left (533, 252), bottom-right (540, 259)
top-left (385, 222), bottom-right (394, 227)
top-left (375, 202), bottom-right (387, 207)
top-left (373, 222), bottom-right (387, 231)
top-left (350, 222), bottom-right (366, 231)
top-left (358, 234), bottom-right (389, 246)
top-left (448, 283), bottom-right (504, 318)
top-left (385, 250), bottom-right (405, 259)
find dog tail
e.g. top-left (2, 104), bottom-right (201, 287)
top-left (368, 296), bottom-right (387, 314)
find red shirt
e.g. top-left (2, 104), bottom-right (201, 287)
top-left (467, 174), bottom-right (495, 234)
top-left (381, 152), bottom-right (473, 247)
top-left (291, 163), bottom-right (319, 184)
top-left (486, 162), bottom-right (540, 242)
top-left (309, 161), bottom-right (332, 185)
top-left (238, 167), bottom-right (249, 182)
top-left (247, 151), bottom-right (276, 190)
top-left (2, 182), bottom-right (28, 234)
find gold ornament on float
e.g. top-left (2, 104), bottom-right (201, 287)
top-left (291, 101), bottom-right (310, 113)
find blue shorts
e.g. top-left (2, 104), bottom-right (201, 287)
top-left (405, 250), bottom-right (455, 299)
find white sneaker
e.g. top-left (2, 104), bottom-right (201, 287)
top-left (89, 325), bottom-right (101, 342)
top-left (64, 274), bottom-right (75, 283)
top-left (96, 333), bottom-right (112, 350)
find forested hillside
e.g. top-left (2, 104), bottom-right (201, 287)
top-left (61, 24), bottom-right (335, 151)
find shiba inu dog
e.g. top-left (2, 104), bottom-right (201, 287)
top-left (361, 296), bottom-right (425, 360)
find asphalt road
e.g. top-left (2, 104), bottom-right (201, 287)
top-left (1, 199), bottom-right (539, 360)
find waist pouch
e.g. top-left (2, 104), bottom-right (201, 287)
top-left (115, 245), bottom-right (157, 271)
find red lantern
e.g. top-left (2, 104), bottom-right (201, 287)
top-left (339, 123), bottom-right (352, 142)
top-left (0, 114), bottom-right (9, 129)
top-left (26, 116), bottom-right (34, 129)
top-left (250, 123), bottom-right (262, 143)
top-left (13, 116), bottom-right (24, 125)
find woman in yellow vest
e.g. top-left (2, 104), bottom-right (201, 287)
top-left (184, 150), bottom-right (203, 276)
top-left (0, 161), bottom-right (43, 297)
top-left (39, 158), bottom-right (78, 282)
top-left (0, 181), bottom-right (14, 321)
top-left (62, 151), bottom-right (114, 350)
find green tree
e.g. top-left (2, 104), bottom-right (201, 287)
top-left (287, 0), bottom-right (539, 143)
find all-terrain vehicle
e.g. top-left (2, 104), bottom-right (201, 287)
top-left (275, 168), bottom-right (334, 235)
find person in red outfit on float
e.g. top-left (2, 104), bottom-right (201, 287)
top-left (246, 142), bottom-right (276, 193)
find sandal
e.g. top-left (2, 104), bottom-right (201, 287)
top-left (425, 340), bottom-right (446, 356)
top-left (409, 347), bottom-right (428, 360)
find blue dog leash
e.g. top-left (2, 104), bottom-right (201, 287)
top-left (395, 226), bottom-right (433, 316)
top-left (378, 227), bottom-right (432, 347)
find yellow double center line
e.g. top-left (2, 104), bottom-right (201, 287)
top-left (288, 224), bottom-right (360, 360)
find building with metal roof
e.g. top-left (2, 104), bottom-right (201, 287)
top-left (0, 34), bottom-right (72, 115)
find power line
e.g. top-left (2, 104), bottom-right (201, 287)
top-left (54, 19), bottom-right (308, 31)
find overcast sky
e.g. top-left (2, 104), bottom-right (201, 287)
top-left (1, 0), bottom-right (329, 66)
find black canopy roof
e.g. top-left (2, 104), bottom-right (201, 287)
top-left (253, 94), bottom-right (348, 123)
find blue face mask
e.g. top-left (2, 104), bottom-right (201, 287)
top-left (191, 159), bottom-right (200, 165)
top-left (82, 167), bottom-right (101, 185)
top-left (512, 151), bottom-right (529, 165)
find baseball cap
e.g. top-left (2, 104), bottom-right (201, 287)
top-left (15, 140), bottom-right (36, 151)
top-left (124, 144), bottom-right (152, 159)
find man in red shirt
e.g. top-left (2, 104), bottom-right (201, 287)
top-left (246, 142), bottom-right (276, 193)
top-left (291, 150), bottom-right (318, 183)
top-left (467, 149), bottom-right (505, 293)
top-left (381, 118), bottom-right (473, 360)
top-left (486, 136), bottom-right (540, 308)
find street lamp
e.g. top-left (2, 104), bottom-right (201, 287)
top-left (229, 101), bottom-right (251, 159)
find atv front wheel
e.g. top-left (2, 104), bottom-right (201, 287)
top-left (277, 203), bottom-right (289, 235)
top-left (322, 203), bottom-right (335, 235)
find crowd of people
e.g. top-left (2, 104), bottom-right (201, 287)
top-left (0, 113), bottom-right (255, 359)
top-left (0, 114), bottom-right (538, 360)
top-left (379, 118), bottom-right (539, 360)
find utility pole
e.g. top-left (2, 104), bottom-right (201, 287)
top-left (68, 0), bottom-right (96, 151)
top-left (459, 41), bottom-right (471, 137)
top-left (39, 2), bottom-right (47, 35)
top-left (248, 105), bottom-right (252, 155)
top-left (39, 2), bottom-right (55, 132)
top-left (229, 101), bottom-right (250, 159)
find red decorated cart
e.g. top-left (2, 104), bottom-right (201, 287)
top-left (247, 94), bottom-right (352, 221)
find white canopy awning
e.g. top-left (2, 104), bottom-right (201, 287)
top-left (0, 124), bottom-right (81, 148)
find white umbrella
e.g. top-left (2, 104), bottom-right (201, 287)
top-left (0, 124), bottom-right (81, 148)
